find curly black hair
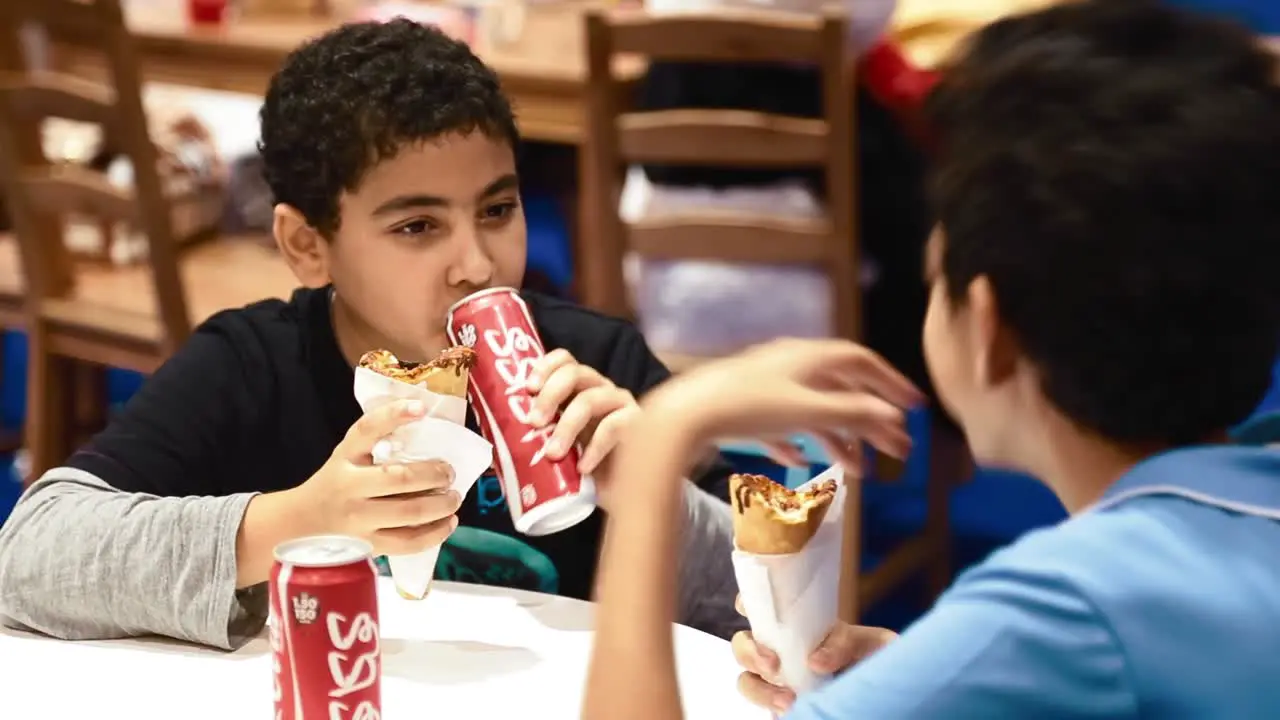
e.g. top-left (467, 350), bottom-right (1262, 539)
top-left (925, 0), bottom-right (1280, 446)
top-left (258, 19), bottom-right (519, 235)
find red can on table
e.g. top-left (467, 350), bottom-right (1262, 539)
top-left (447, 287), bottom-right (598, 536)
top-left (270, 535), bottom-right (381, 720)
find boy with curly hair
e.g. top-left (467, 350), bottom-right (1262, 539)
top-left (0, 20), bottom-right (743, 648)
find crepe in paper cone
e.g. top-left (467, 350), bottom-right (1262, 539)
top-left (353, 347), bottom-right (491, 600)
top-left (731, 466), bottom-right (847, 693)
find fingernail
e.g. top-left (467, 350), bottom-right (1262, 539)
top-left (441, 463), bottom-right (456, 482)
top-left (545, 439), bottom-right (566, 458)
top-left (404, 400), bottom-right (425, 415)
top-left (526, 373), bottom-right (541, 390)
top-left (527, 409), bottom-right (545, 426)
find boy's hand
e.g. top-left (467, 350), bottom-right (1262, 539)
top-left (731, 596), bottom-right (898, 713)
top-left (645, 339), bottom-right (923, 468)
top-left (294, 399), bottom-right (462, 556)
top-left (525, 349), bottom-right (640, 503)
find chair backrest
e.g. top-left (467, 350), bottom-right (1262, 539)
top-left (582, 9), bottom-right (860, 340)
top-left (0, 0), bottom-right (191, 350)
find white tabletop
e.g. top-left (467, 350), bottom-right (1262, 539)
top-left (0, 579), bottom-right (768, 719)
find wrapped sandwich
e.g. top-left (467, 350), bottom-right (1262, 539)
top-left (729, 467), bottom-right (847, 693)
top-left (353, 346), bottom-right (492, 600)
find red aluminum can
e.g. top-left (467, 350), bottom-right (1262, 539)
top-left (447, 287), bottom-right (597, 536)
top-left (270, 535), bottom-right (381, 720)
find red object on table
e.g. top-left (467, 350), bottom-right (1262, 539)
top-left (187, 0), bottom-right (229, 25)
top-left (447, 287), bottom-right (597, 537)
top-left (270, 536), bottom-right (382, 720)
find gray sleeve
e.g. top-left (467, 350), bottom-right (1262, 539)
top-left (675, 482), bottom-right (748, 640)
top-left (0, 468), bottom-right (268, 650)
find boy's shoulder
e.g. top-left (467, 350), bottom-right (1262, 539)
top-left (183, 286), bottom-right (329, 371)
top-left (969, 460), bottom-right (1280, 639)
top-left (524, 290), bottom-right (635, 334)
top-left (196, 287), bottom-right (316, 341)
top-left (523, 291), bottom-right (643, 362)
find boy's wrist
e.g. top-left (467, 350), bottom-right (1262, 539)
top-left (235, 488), bottom-right (315, 588)
top-left (638, 389), bottom-right (721, 464)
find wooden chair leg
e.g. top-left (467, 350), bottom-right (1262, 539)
top-left (70, 361), bottom-right (108, 447)
top-left (0, 329), bottom-right (22, 454)
top-left (922, 417), bottom-right (970, 602)
top-left (24, 326), bottom-right (72, 485)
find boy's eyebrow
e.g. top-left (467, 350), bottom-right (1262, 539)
top-left (477, 173), bottom-right (520, 200)
top-left (372, 194), bottom-right (448, 215)
top-left (370, 173), bottom-right (520, 216)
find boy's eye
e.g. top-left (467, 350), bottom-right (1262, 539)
top-left (394, 219), bottom-right (434, 236)
top-left (482, 201), bottom-right (518, 221)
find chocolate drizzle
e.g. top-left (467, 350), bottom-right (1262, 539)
top-left (732, 478), bottom-right (757, 512)
top-left (730, 473), bottom-right (836, 515)
top-left (357, 347), bottom-right (477, 382)
top-left (434, 346), bottom-right (478, 376)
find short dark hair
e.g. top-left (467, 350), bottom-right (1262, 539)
top-left (258, 19), bottom-right (520, 235)
top-left (926, 0), bottom-right (1280, 446)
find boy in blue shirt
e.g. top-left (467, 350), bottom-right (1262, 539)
top-left (581, 1), bottom-right (1280, 718)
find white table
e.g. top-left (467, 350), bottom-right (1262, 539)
top-left (0, 579), bottom-right (768, 719)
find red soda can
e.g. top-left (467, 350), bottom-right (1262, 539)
top-left (447, 287), bottom-right (598, 536)
top-left (270, 535), bottom-right (381, 720)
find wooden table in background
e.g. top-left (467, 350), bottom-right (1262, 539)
top-left (54, 4), bottom-right (641, 145)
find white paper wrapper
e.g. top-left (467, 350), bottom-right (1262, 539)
top-left (353, 366), bottom-right (494, 599)
top-left (731, 465), bottom-right (847, 694)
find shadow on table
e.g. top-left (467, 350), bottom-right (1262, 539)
top-left (517, 597), bottom-right (596, 630)
top-left (438, 581), bottom-right (597, 634)
top-left (381, 638), bottom-right (540, 684)
top-left (0, 623), bottom-right (270, 659)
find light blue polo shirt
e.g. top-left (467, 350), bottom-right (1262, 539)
top-left (787, 445), bottom-right (1280, 719)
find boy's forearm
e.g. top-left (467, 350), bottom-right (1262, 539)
top-left (0, 469), bottom-right (266, 650)
top-left (586, 413), bottom-right (704, 720)
top-left (676, 482), bottom-right (746, 640)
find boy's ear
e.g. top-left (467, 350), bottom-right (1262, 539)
top-left (273, 203), bottom-right (332, 288)
top-left (967, 275), bottom-right (1019, 388)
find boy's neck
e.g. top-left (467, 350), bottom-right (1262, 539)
top-left (329, 292), bottom-right (369, 368)
top-left (1035, 430), bottom-right (1144, 513)
top-left (1026, 411), bottom-right (1165, 514)
top-left (1027, 411), bottom-right (1232, 514)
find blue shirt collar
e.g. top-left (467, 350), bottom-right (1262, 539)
top-left (1094, 445), bottom-right (1280, 518)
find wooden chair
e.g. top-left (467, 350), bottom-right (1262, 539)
top-left (0, 0), bottom-right (297, 481)
top-left (582, 9), bottom-right (952, 621)
top-left (581, 9), bottom-right (859, 345)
